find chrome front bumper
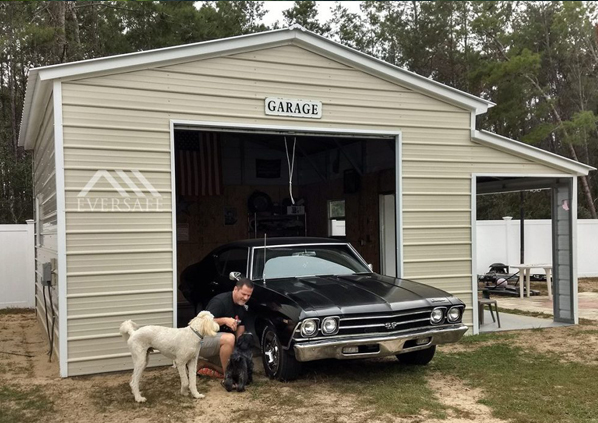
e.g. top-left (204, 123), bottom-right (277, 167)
top-left (293, 324), bottom-right (468, 362)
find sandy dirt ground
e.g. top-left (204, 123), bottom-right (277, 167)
top-left (1, 309), bottom-right (596, 423)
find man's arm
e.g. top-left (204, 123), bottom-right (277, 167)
top-left (235, 324), bottom-right (245, 338)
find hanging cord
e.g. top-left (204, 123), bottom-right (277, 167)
top-left (284, 136), bottom-right (297, 204)
top-left (42, 284), bottom-right (56, 362)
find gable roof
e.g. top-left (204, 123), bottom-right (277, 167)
top-left (19, 26), bottom-right (494, 149)
top-left (18, 26), bottom-right (593, 178)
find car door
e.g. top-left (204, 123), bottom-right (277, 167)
top-left (213, 247), bottom-right (249, 295)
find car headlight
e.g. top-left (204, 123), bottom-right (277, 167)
top-left (321, 317), bottom-right (339, 335)
top-left (430, 308), bottom-right (445, 324)
top-left (447, 307), bottom-right (462, 323)
top-left (300, 319), bottom-right (319, 337)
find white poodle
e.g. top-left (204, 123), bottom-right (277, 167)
top-left (120, 311), bottom-right (219, 403)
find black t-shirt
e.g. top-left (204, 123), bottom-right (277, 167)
top-left (205, 291), bottom-right (247, 334)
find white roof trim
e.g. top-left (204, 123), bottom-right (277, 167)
top-left (19, 27), bottom-right (493, 149)
top-left (472, 130), bottom-right (595, 176)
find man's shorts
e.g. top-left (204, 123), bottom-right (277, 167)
top-left (198, 332), bottom-right (223, 365)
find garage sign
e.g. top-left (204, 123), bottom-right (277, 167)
top-left (265, 97), bottom-right (322, 119)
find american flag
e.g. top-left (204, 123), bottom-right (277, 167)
top-left (175, 131), bottom-right (222, 197)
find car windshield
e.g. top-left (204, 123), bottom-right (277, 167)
top-left (251, 244), bottom-right (371, 280)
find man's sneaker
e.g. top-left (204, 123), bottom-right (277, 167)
top-left (197, 367), bottom-right (224, 379)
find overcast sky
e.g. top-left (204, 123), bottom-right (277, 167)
top-left (261, 1), bottom-right (363, 27)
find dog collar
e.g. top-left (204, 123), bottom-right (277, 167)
top-left (190, 327), bottom-right (204, 340)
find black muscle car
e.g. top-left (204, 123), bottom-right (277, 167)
top-left (179, 237), bottom-right (467, 381)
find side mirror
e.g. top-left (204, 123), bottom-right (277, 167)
top-left (229, 271), bottom-right (242, 281)
top-left (368, 264), bottom-right (373, 271)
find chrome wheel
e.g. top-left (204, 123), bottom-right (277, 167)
top-left (262, 329), bottom-right (280, 375)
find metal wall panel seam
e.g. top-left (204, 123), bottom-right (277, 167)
top-left (67, 288), bottom-right (173, 298)
top-left (41, 192), bottom-right (57, 206)
top-left (402, 175), bottom-right (471, 179)
top-left (67, 268), bottom-right (173, 277)
top-left (68, 333), bottom-right (129, 341)
top-left (403, 158), bottom-right (532, 164)
top-left (403, 225), bottom-right (471, 229)
top-left (403, 192), bottom-right (471, 196)
top-left (66, 249), bottom-right (173, 256)
top-left (148, 68), bottom-right (414, 92)
top-left (67, 352), bottom-right (131, 362)
top-left (404, 258), bottom-right (472, 263)
top-left (63, 144), bottom-right (170, 153)
top-left (404, 241), bottom-right (472, 246)
top-left (66, 229), bottom-right (172, 234)
top-left (200, 55), bottom-right (354, 70)
top-left (65, 188), bottom-right (172, 193)
top-left (403, 209), bottom-right (471, 212)
top-left (67, 308), bottom-right (173, 320)
top-left (62, 123), bottom-right (170, 133)
top-left (65, 209), bottom-right (172, 213)
top-left (411, 274), bottom-right (472, 280)
top-left (53, 80), bottom-right (68, 377)
top-left (64, 166), bottom-right (171, 172)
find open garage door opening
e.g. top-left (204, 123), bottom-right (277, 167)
top-left (173, 127), bottom-right (397, 326)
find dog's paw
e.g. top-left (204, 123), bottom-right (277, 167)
top-left (180, 389), bottom-right (189, 396)
top-left (192, 392), bottom-right (205, 399)
top-left (135, 396), bottom-right (147, 403)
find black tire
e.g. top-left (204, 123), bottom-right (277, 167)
top-left (260, 325), bottom-right (301, 381)
top-left (397, 345), bottom-right (436, 365)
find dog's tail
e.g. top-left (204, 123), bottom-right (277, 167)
top-left (119, 320), bottom-right (139, 342)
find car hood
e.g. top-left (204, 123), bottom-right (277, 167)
top-left (260, 274), bottom-right (456, 317)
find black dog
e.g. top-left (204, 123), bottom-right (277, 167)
top-left (223, 332), bottom-right (254, 392)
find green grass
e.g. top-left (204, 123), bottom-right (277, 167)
top-left (303, 358), bottom-right (448, 418)
top-left (432, 342), bottom-right (598, 423)
top-left (0, 384), bottom-right (54, 423)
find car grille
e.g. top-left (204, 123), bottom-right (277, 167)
top-left (337, 308), bottom-right (434, 336)
top-left (294, 308), bottom-right (436, 340)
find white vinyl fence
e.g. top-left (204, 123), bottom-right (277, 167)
top-left (0, 221), bottom-right (35, 308)
top-left (477, 219), bottom-right (598, 278)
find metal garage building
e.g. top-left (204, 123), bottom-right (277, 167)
top-left (19, 26), bottom-right (593, 377)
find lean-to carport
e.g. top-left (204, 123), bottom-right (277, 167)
top-left (471, 130), bottom-right (595, 332)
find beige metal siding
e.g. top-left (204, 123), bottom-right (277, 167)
top-left (33, 93), bottom-right (60, 359)
top-left (59, 44), bottom-right (569, 373)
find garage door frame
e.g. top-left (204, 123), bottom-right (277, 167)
top-left (169, 119), bottom-right (402, 327)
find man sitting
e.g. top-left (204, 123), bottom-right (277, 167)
top-left (196, 278), bottom-right (254, 378)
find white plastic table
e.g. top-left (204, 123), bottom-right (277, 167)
top-left (509, 264), bottom-right (553, 300)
